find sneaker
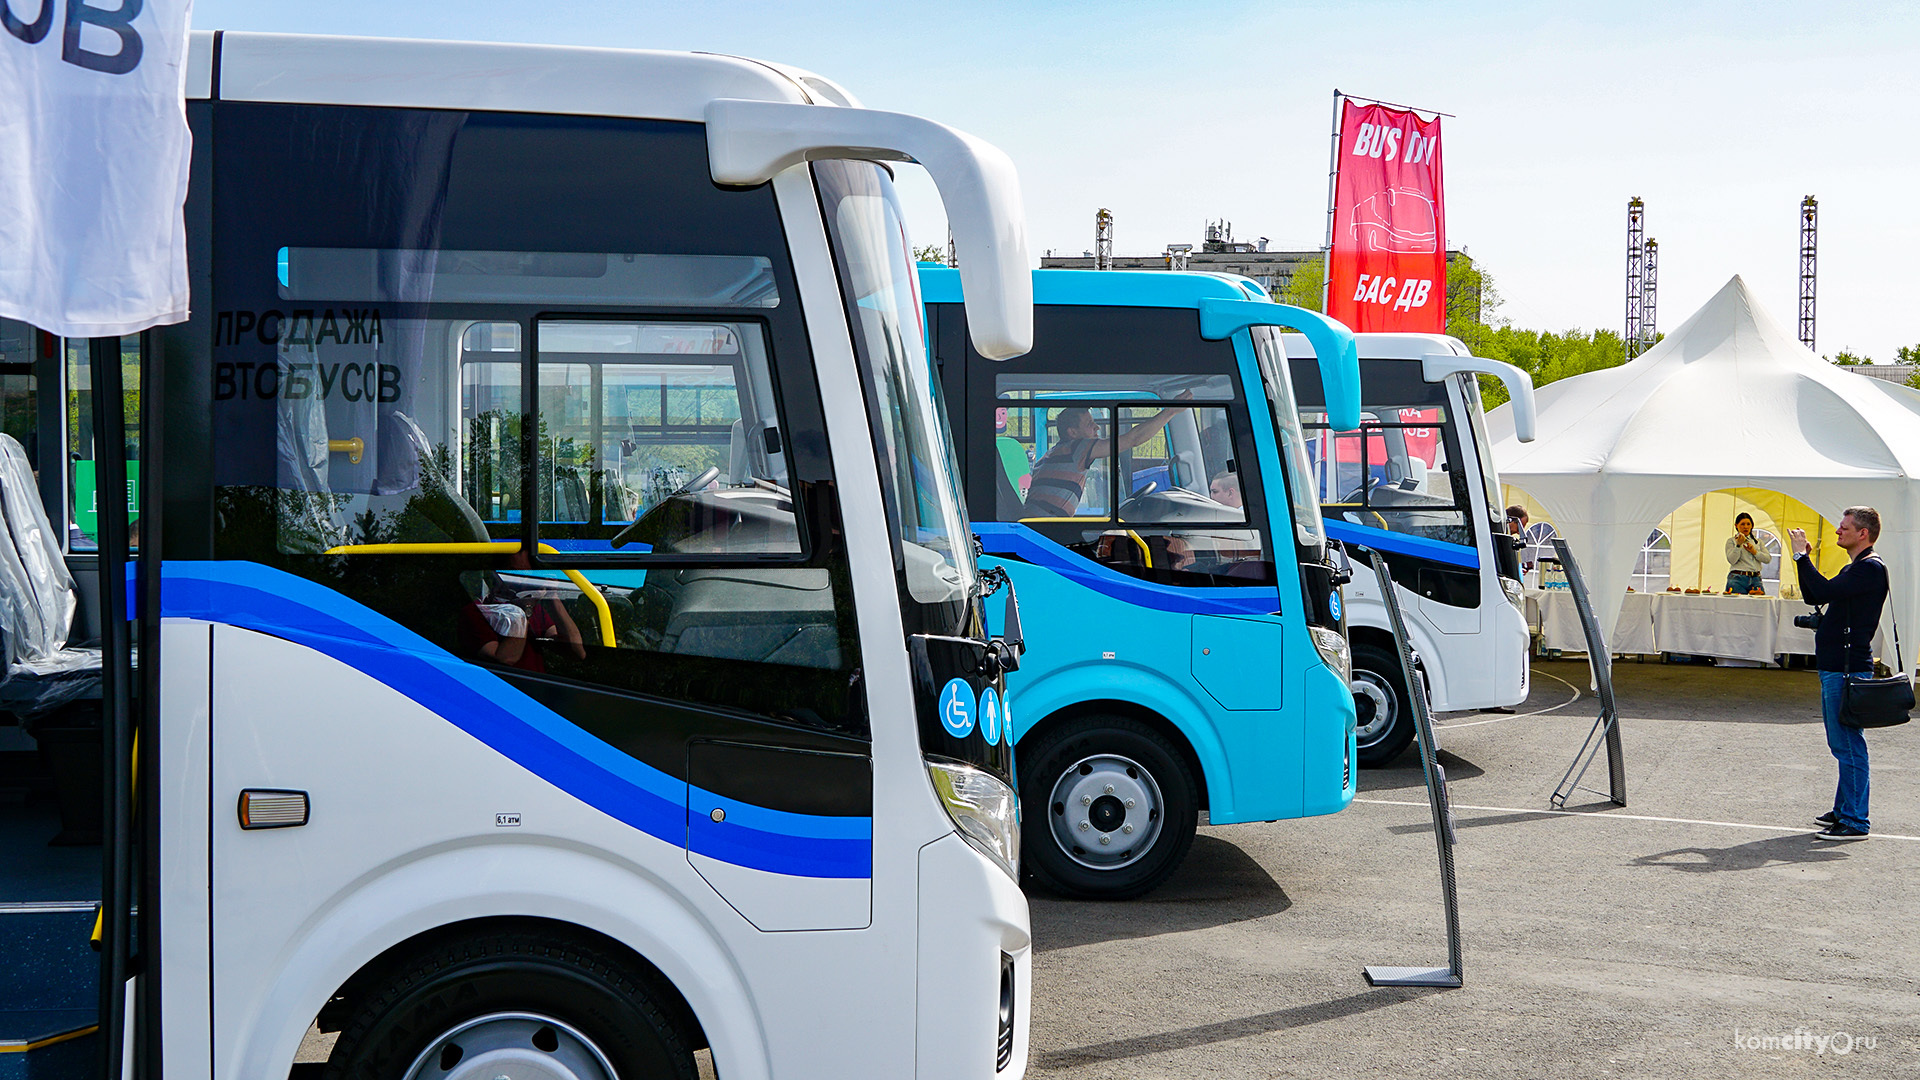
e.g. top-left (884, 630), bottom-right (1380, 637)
top-left (1814, 823), bottom-right (1869, 841)
top-left (1815, 811), bottom-right (1838, 826)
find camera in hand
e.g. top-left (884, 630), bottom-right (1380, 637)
top-left (1793, 611), bottom-right (1822, 630)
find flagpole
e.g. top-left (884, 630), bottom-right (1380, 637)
top-left (1322, 89), bottom-right (1343, 313)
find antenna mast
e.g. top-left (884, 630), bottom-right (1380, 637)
top-left (1798, 196), bottom-right (1818, 351)
top-left (1641, 238), bottom-right (1658, 350)
top-left (1624, 198), bottom-right (1645, 359)
top-left (1094, 208), bottom-right (1113, 271)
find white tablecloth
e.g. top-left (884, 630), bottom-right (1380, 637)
top-left (1525, 589), bottom-right (1864, 662)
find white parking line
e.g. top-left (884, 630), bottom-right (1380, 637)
top-left (1353, 797), bottom-right (1920, 841)
top-left (1434, 671), bottom-right (1584, 729)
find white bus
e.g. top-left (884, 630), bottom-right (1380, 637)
top-left (0, 32), bottom-right (1035, 1080)
top-left (1285, 333), bottom-right (1537, 765)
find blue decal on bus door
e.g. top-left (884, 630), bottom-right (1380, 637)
top-left (940, 678), bottom-right (977, 737)
top-left (1329, 591), bottom-right (1343, 621)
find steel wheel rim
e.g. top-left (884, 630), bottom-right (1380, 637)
top-left (1352, 671), bottom-right (1397, 746)
top-left (401, 1011), bottom-right (618, 1080)
top-left (1047, 753), bottom-right (1165, 871)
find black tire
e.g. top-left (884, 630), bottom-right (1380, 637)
top-left (1352, 641), bottom-right (1416, 768)
top-left (322, 928), bottom-right (696, 1080)
top-left (1018, 714), bottom-right (1198, 900)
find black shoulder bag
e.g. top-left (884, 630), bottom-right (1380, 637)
top-left (1841, 555), bottom-right (1913, 729)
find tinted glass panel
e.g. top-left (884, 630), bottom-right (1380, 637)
top-left (210, 104), bottom-right (864, 735)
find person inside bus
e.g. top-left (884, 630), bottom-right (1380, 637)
top-left (1026, 396), bottom-right (1190, 517)
top-left (1726, 512), bottom-right (1766, 594)
top-left (1209, 471), bottom-right (1242, 509)
top-left (458, 550), bottom-right (588, 673)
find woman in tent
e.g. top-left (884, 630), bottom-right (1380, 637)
top-left (1726, 513), bottom-right (1767, 594)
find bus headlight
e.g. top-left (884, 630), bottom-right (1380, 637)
top-left (926, 758), bottom-right (1020, 880)
top-left (1310, 625), bottom-right (1351, 684)
top-left (1500, 575), bottom-right (1526, 610)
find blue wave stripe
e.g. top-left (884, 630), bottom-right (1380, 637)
top-left (972, 522), bottom-right (1279, 616)
top-left (1323, 520), bottom-right (1480, 569)
top-left (688, 813), bottom-right (871, 878)
top-left (156, 562), bottom-right (871, 880)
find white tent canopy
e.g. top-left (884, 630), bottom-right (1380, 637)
top-left (1486, 275), bottom-right (1920, 670)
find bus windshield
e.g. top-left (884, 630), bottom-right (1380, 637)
top-left (1457, 373), bottom-right (1505, 524)
top-left (815, 160), bottom-right (980, 636)
top-left (1251, 326), bottom-right (1327, 550)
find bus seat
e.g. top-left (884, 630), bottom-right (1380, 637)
top-left (387, 411), bottom-right (491, 544)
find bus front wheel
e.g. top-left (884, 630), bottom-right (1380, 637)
top-left (1019, 714), bottom-right (1198, 900)
top-left (322, 928), bottom-right (696, 1080)
top-left (1352, 642), bottom-right (1416, 767)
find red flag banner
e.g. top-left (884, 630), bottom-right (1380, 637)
top-left (1327, 100), bottom-right (1446, 333)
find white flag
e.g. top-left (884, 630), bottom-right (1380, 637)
top-left (0, 0), bottom-right (193, 337)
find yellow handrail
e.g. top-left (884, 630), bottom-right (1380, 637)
top-left (322, 541), bottom-right (617, 648)
top-left (1124, 530), bottom-right (1153, 568)
top-left (327, 437), bottom-right (364, 464)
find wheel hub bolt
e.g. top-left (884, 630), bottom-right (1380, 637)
top-left (1125, 799), bottom-right (1135, 808)
top-left (1099, 835), bottom-right (1112, 845)
top-left (1081, 795), bottom-right (1091, 806)
top-left (1104, 784), bottom-right (1115, 794)
top-left (1123, 824), bottom-right (1134, 834)
top-left (1078, 820), bottom-right (1090, 831)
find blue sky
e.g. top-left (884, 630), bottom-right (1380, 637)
top-left (192, 1), bottom-right (1920, 360)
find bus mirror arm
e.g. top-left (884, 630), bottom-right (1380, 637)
top-left (705, 98), bottom-right (1033, 359)
top-left (1422, 353), bottom-right (1537, 442)
top-left (1194, 298), bottom-right (1361, 431)
top-left (978, 563), bottom-right (1024, 675)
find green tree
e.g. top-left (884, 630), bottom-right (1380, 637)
top-left (1826, 349), bottom-right (1868, 366)
top-left (1278, 255), bottom-right (1324, 311)
top-left (913, 244), bottom-right (947, 266)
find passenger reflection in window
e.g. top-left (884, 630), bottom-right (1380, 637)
top-left (458, 551), bottom-right (588, 673)
top-left (1027, 394), bottom-right (1191, 516)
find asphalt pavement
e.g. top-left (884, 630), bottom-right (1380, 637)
top-left (1024, 659), bottom-right (1920, 1078)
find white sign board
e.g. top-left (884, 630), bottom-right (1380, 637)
top-left (0, 0), bottom-right (194, 337)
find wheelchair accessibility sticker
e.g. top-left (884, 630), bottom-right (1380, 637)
top-left (1329, 591), bottom-right (1342, 621)
top-left (939, 678), bottom-right (976, 738)
top-left (979, 686), bottom-right (1003, 745)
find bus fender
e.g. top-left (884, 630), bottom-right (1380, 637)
top-left (227, 841), bottom-right (771, 1080)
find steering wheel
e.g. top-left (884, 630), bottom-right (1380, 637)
top-left (609, 465), bottom-right (721, 549)
top-left (1130, 479), bottom-right (1160, 498)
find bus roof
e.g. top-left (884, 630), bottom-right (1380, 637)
top-left (919, 266), bottom-right (1255, 309)
top-left (1281, 331), bottom-right (1471, 362)
top-left (187, 30), bottom-right (845, 119)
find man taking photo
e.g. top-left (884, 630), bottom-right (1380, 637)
top-left (1790, 507), bottom-right (1890, 841)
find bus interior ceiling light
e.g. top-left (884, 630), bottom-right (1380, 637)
top-left (1421, 353), bottom-right (1537, 442)
top-left (704, 98), bottom-right (1032, 359)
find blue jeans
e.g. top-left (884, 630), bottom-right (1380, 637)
top-left (1727, 571), bottom-right (1762, 593)
top-left (1819, 670), bottom-right (1871, 831)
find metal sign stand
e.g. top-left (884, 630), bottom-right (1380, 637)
top-left (1548, 538), bottom-right (1627, 808)
top-left (1360, 551), bottom-right (1463, 989)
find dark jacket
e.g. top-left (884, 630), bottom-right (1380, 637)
top-left (1795, 547), bottom-right (1889, 672)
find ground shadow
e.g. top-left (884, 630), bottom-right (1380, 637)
top-left (1386, 808), bottom-right (1564, 835)
top-left (1028, 834), bottom-right (1290, 952)
top-left (1035, 987), bottom-right (1437, 1069)
top-left (1534, 658), bottom-right (1824, 725)
top-left (1356, 749), bottom-right (1483, 792)
top-left (1632, 832), bottom-right (1853, 872)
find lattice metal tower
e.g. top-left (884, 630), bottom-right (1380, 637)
top-left (1799, 196), bottom-right (1818, 351)
top-left (945, 226), bottom-right (957, 269)
top-left (1624, 198), bottom-right (1645, 359)
top-left (1094, 208), bottom-right (1114, 271)
top-left (1641, 239), bottom-right (1658, 350)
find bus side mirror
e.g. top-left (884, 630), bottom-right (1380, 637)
top-left (1327, 539), bottom-right (1354, 587)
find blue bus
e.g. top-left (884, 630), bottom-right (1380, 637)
top-left (923, 268), bottom-right (1362, 899)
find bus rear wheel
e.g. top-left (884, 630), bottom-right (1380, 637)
top-left (1019, 715), bottom-right (1197, 900)
top-left (322, 928), bottom-right (696, 1080)
top-left (1352, 642), bottom-right (1416, 767)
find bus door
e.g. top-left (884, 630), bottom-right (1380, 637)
top-left (0, 321), bottom-right (149, 1080)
